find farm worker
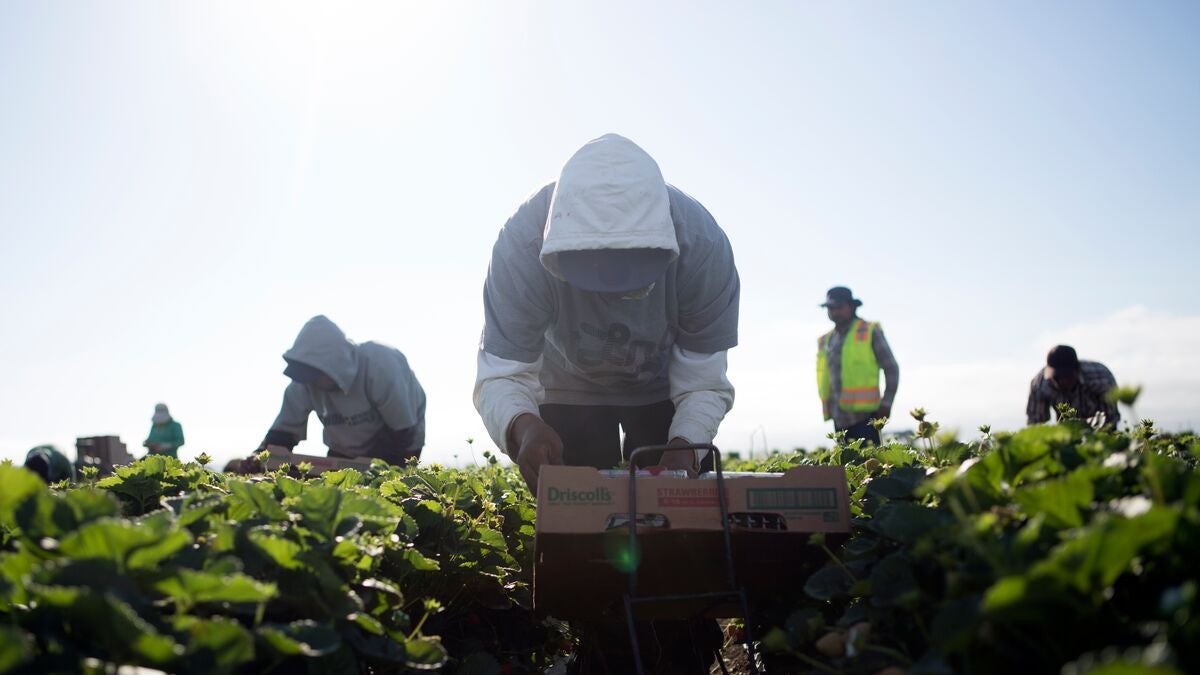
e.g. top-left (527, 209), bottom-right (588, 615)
top-left (143, 403), bottom-right (185, 458)
top-left (1026, 344), bottom-right (1121, 428)
top-left (473, 133), bottom-right (735, 673)
top-left (24, 444), bottom-right (75, 483)
top-left (259, 315), bottom-right (426, 464)
top-left (474, 133), bottom-right (740, 489)
top-left (816, 286), bottom-right (900, 446)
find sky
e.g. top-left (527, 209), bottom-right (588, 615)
top-left (1, 1), bottom-right (1197, 469)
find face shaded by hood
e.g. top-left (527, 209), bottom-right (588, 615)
top-left (540, 134), bottom-right (679, 283)
top-left (282, 316), bottom-right (357, 392)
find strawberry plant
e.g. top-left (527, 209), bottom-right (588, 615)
top-left (745, 422), bottom-right (1200, 675)
top-left (0, 453), bottom-right (563, 674)
top-left (4, 420), bottom-right (1196, 674)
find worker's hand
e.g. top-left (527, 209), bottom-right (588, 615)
top-left (508, 414), bottom-right (563, 493)
top-left (658, 437), bottom-right (700, 477)
top-left (875, 404), bottom-right (892, 422)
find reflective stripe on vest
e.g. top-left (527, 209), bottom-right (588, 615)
top-left (816, 319), bottom-right (881, 420)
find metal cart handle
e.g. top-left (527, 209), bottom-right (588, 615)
top-left (624, 443), bottom-right (737, 597)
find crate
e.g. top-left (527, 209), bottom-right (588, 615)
top-left (75, 436), bottom-right (133, 475)
top-left (262, 445), bottom-right (374, 474)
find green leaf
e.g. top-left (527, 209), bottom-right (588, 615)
top-left (275, 474), bottom-right (304, 498)
top-left (474, 527), bottom-right (507, 551)
top-left (229, 481), bottom-right (289, 521)
top-left (401, 547), bottom-right (440, 572)
top-left (176, 616), bottom-right (256, 667)
top-left (0, 550), bottom-right (38, 604)
top-left (33, 587), bottom-right (183, 664)
top-left (156, 569), bottom-right (277, 606)
top-left (350, 612), bottom-right (385, 635)
top-left (321, 469), bottom-right (363, 488)
top-left (0, 625), bottom-right (32, 672)
top-left (983, 575), bottom-right (1030, 612)
top-left (405, 635), bottom-right (449, 669)
top-left (248, 530), bottom-right (304, 570)
top-left (869, 502), bottom-right (952, 544)
top-left (379, 479), bottom-right (412, 500)
top-left (1069, 661), bottom-right (1181, 675)
top-left (339, 492), bottom-right (402, 525)
top-left (1036, 507), bottom-right (1178, 593)
top-left (128, 528), bottom-right (193, 570)
top-left (842, 536), bottom-right (879, 559)
top-left (58, 517), bottom-right (174, 569)
top-left (804, 565), bottom-right (855, 600)
top-left (873, 444), bottom-right (917, 467)
top-left (176, 496), bottom-right (221, 528)
top-left (411, 499), bottom-right (445, 528)
top-left (12, 489), bottom-right (73, 541)
top-left (258, 620), bottom-right (341, 657)
top-left (867, 475), bottom-right (918, 500)
top-left (1013, 469), bottom-right (1095, 529)
top-left (869, 552), bottom-right (920, 608)
top-left (1005, 424), bottom-right (1075, 466)
top-left (62, 487), bottom-right (120, 524)
top-left (294, 485), bottom-right (343, 539)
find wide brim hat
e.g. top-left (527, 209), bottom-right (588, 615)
top-left (820, 286), bottom-right (862, 308)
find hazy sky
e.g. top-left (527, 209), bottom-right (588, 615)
top-left (2, 1), bottom-right (1197, 468)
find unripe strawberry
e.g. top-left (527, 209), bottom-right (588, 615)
top-left (815, 631), bottom-right (846, 657)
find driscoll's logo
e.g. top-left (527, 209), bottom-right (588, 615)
top-left (547, 486), bottom-right (614, 505)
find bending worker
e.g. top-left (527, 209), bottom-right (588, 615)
top-left (473, 133), bottom-right (738, 673)
top-left (1026, 344), bottom-right (1120, 428)
top-left (261, 315), bottom-right (426, 464)
top-left (473, 132), bottom-right (740, 488)
top-left (817, 286), bottom-right (900, 446)
top-left (24, 444), bottom-right (75, 484)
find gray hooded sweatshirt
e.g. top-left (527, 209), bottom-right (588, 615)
top-left (267, 316), bottom-right (425, 458)
top-left (474, 134), bottom-right (739, 455)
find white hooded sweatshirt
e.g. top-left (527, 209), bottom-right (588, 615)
top-left (474, 134), bottom-right (739, 457)
top-left (268, 316), bottom-right (426, 458)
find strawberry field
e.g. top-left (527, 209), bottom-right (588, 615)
top-left (2, 415), bottom-right (1198, 674)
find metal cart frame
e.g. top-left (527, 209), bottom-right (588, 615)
top-left (622, 443), bottom-right (761, 675)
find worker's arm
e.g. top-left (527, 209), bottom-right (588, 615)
top-left (475, 188), bottom-right (557, 458)
top-left (473, 350), bottom-right (546, 457)
top-left (872, 328), bottom-right (900, 419)
top-left (666, 347), bottom-right (734, 467)
top-left (261, 382), bottom-right (313, 450)
top-left (1089, 364), bottom-right (1122, 429)
top-left (1026, 375), bottom-right (1051, 425)
top-left (668, 196), bottom-right (741, 470)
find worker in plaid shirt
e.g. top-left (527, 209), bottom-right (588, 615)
top-left (1026, 345), bottom-right (1121, 429)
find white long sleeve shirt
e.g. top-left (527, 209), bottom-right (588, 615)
top-left (473, 345), bottom-right (733, 463)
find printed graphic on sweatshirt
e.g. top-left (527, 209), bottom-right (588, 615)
top-left (319, 408), bottom-right (380, 428)
top-left (567, 321), bottom-right (673, 386)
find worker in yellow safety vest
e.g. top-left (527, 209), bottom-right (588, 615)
top-left (816, 286), bottom-right (900, 446)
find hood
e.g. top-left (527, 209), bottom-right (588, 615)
top-left (152, 403), bottom-right (171, 424)
top-left (540, 134), bottom-right (679, 280)
top-left (283, 315), bottom-right (358, 392)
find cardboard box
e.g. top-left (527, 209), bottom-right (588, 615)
top-left (262, 445), bottom-right (374, 474)
top-left (75, 436), bottom-right (133, 475)
top-left (533, 465), bottom-right (852, 620)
